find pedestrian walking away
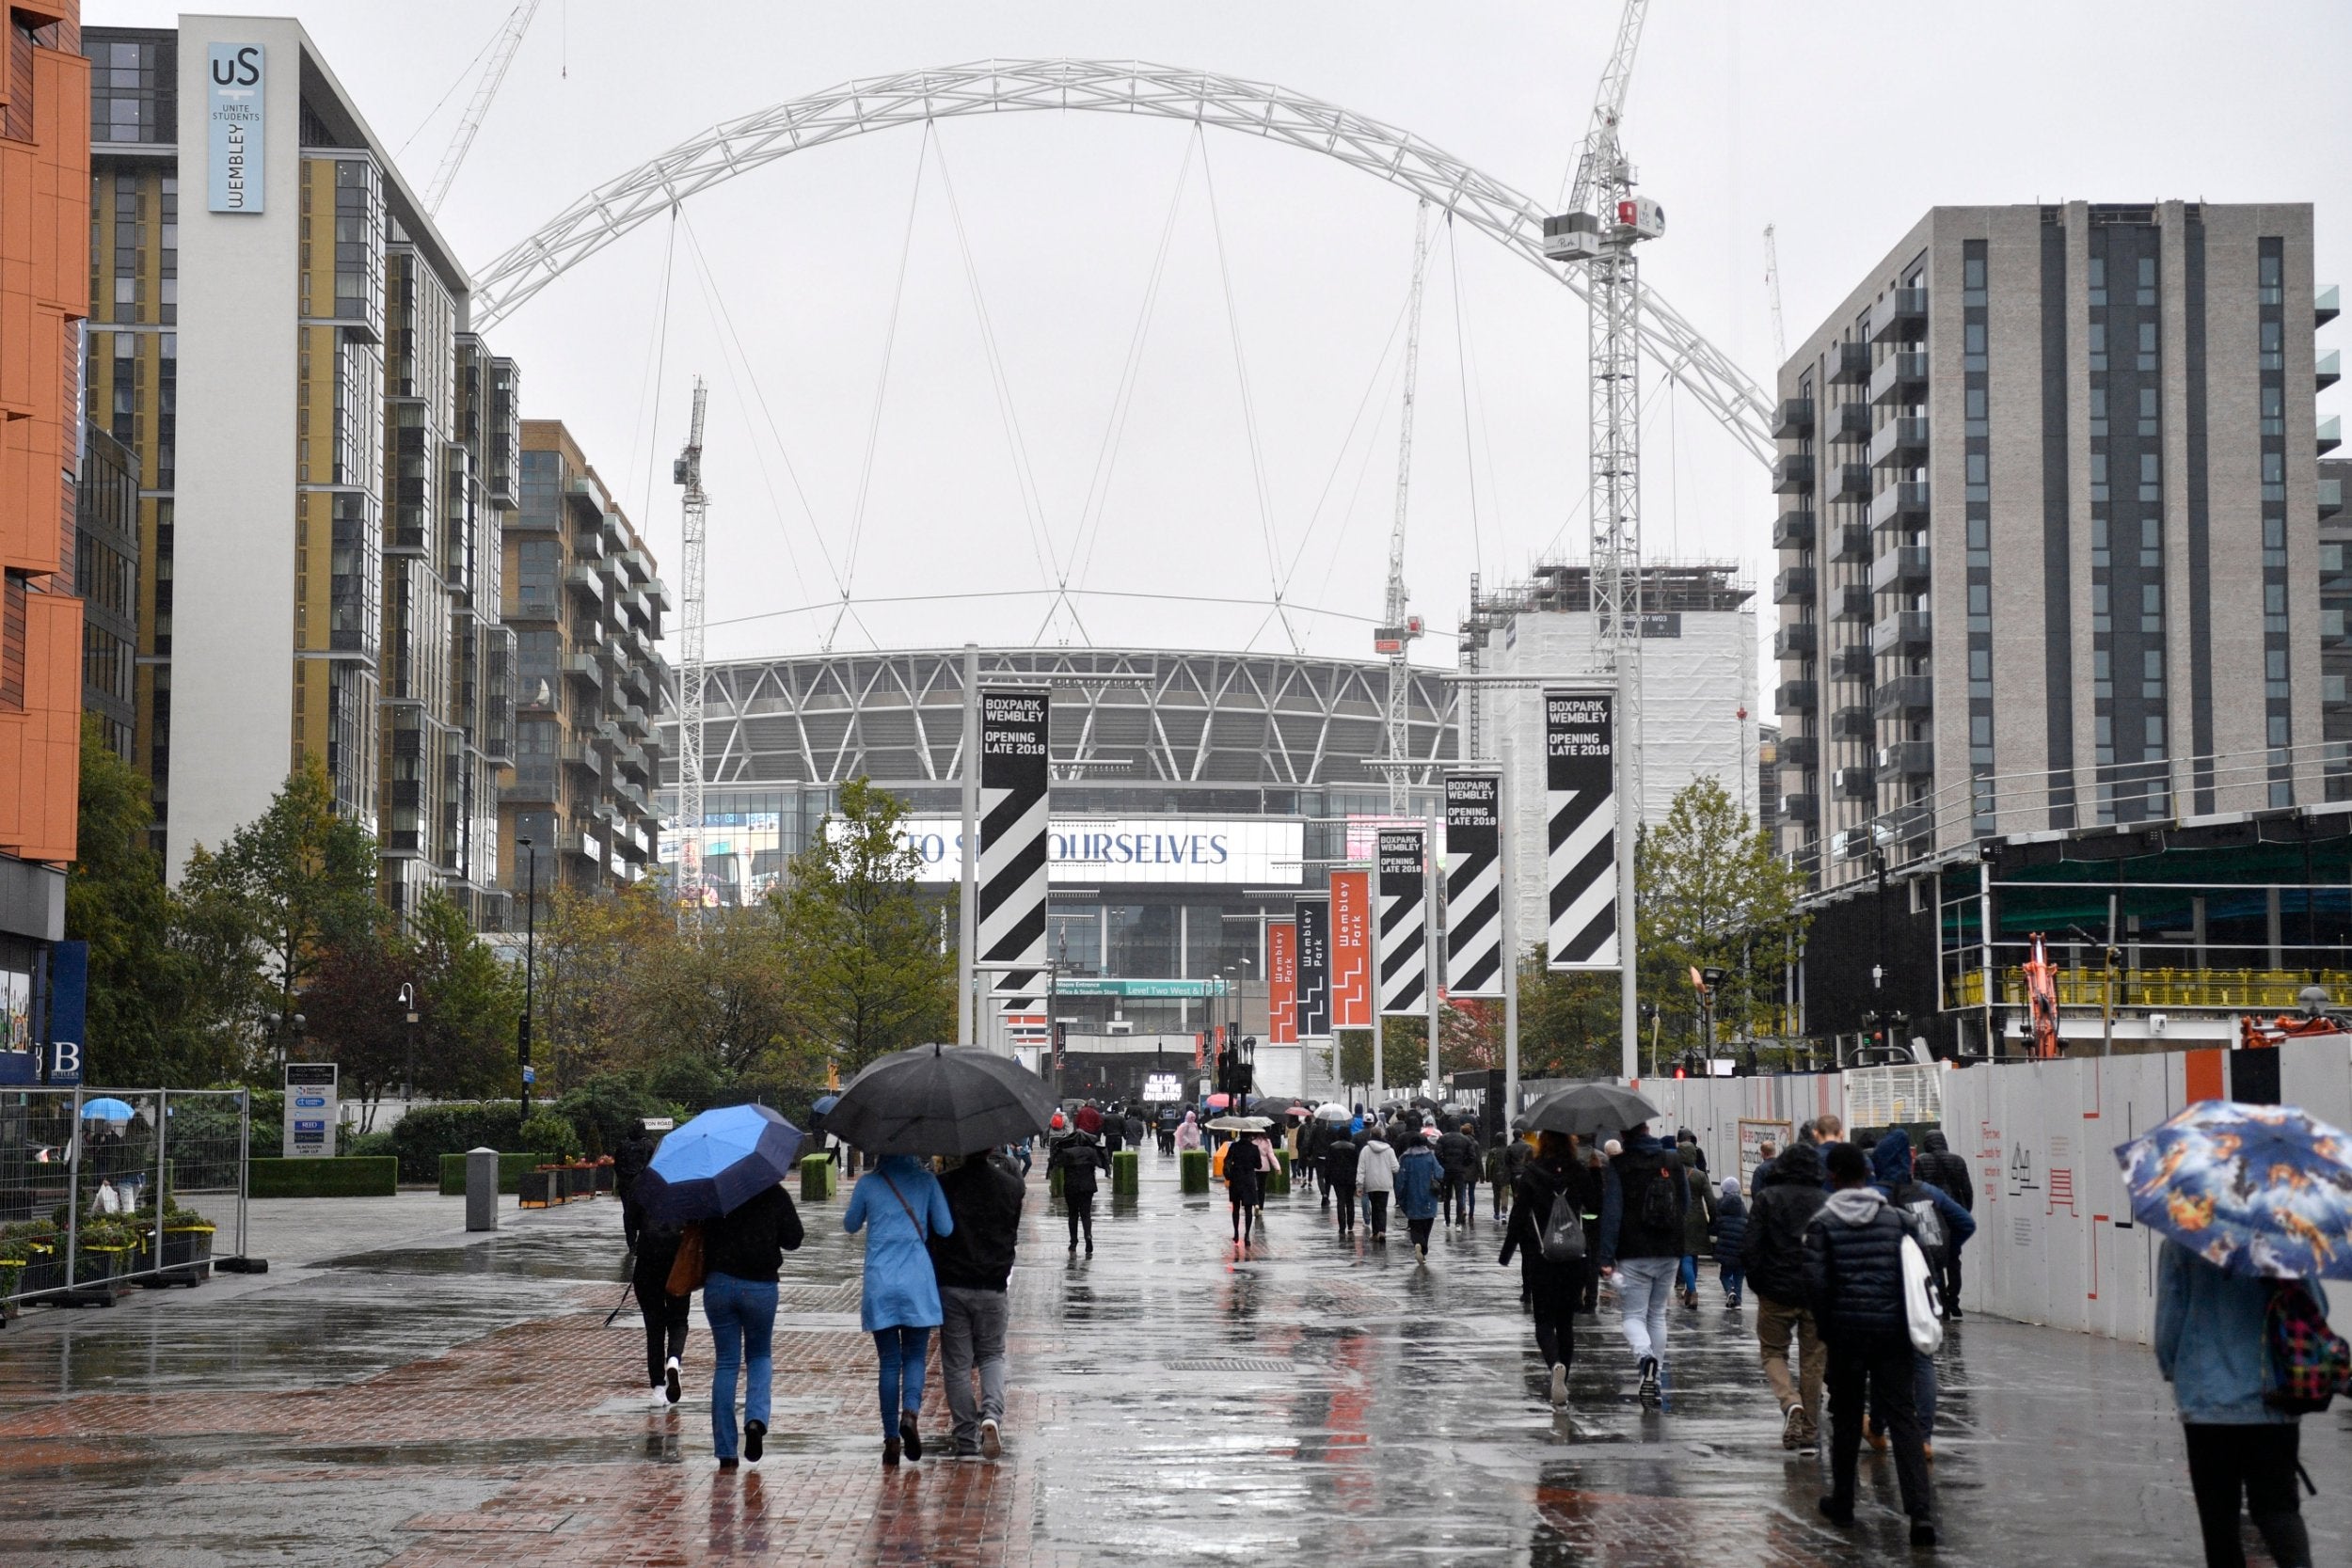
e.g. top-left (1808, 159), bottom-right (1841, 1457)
top-left (1597, 1122), bottom-right (1690, 1407)
top-left (630, 1216), bottom-right (691, 1409)
top-left (1913, 1128), bottom-right (1975, 1318)
top-left (1395, 1132), bottom-right (1442, 1260)
top-left (1677, 1141), bottom-right (1717, 1308)
top-left (845, 1152), bottom-right (955, 1467)
top-left (1296, 1116), bottom-right (1326, 1207)
top-left (1867, 1130), bottom-right (1975, 1451)
top-left (1324, 1127), bottom-right (1362, 1238)
top-left (1484, 1134), bottom-right (1512, 1227)
top-left (700, 1179), bottom-right (805, 1471)
top-left (1501, 1131), bottom-right (1596, 1408)
top-left (930, 1148), bottom-right (1025, 1461)
top-left (614, 1120), bottom-right (659, 1254)
top-left (1711, 1175), bottom-right (1748, 1308)
top-left (1049, 1110), bottom-right (1110, 1256)
top-left (1357, 1127), bottom-right (1400, 1243)
top-left (1741, 1139), bottom-right (1828, 1450)
top-left (1805, 1141), bottom-right (1937, 1546)
top-left (1437, 1120), bottom-right (1481, 1226)
top-left (1155, 1103), bottom-right (1178, 1156)
top-left (1224, 1126), bottom-right (1267, 1247)
top-left (1123, 1108), bottom-right (1147, 1153)
top-left (1099, 1103), bottom-right (1125, 1156)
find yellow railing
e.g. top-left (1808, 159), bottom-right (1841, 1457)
top-left (1947, 968), bottom-right (2352, 1011)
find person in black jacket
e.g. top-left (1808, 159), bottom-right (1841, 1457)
top-left (1049, 1122), bottom-right (1109, 1256)
top-left (1499, 1131), bottom-right (1596, 1407)
top-left (631, 1218), bottom-right (691, 1408)
top-left (930, 1151), bottom-right (1025, 1459)
top-left (1912, 1129), bottom-right (1973, 1318)
top-left (1742, 1140), bottom-right (1828, 1449)
top-left (701, 1182), bottom-right (806, 1471)
top-left (1804, 1142), bottom-right (1936, 1546)
top-left (1597, 1123), bottom-right (1691, 1407)
top-left (613, 1123), bottom-right (658, 1252)
top-left (1323, 1128), bottom-right (1361, 1238)
top-left (1437, 1122), bottom-right (1482, 1227)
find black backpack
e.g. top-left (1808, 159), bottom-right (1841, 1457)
top-left (1637, 1159), bottom-right (1681, 1234)
top-left (1540, 1190), bottom-right (1587, 1263)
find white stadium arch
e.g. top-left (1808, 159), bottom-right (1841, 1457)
top-left (469, 57), bottom-right (1772, 465)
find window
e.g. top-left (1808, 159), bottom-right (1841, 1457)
top-left (2094, 646), bottom-right (2113, 697)
top-left (2089, 386), bottom-right (2106, 438)
top-left (1963, 255), bottom-right (1987, 306)
top-left (1966, 386), bottom-right (1988, 438)
top-left (2267, 516), bottom-right (2289, 567)
top-left (2089, 256), bottom-right (2106, 306)
top-left (1964, 322), bottom-right (1987, 371)
top-left (2141, 516), bottom-right (2162, 566)
top-left (1971, 715), bottom-right (1994, 747)
top-left (2142, 582), bottom-right (2164, 632)
top-left (2139, 451), bottom-right (2161, 502)
top-left (2262, 320), bottom-right (2283, 370)
top-left (2263, 385), bottom-right (2284, 436)
top-left (2090, 321), bottom-right (2107, 371)
top-left (2137, 256), bottom-right (2157, 306)
top-left (2145, 715), bottom-right (2166, 752)
top-left (1966, 452), bottom-right (1989, 502)
top-left (2265, 582), bottom-right (2287, 614)
top-left (2269, 715), bottom-right (2292, 747)
top-left (2137, 320), bottom-right (2158, 371)
top-left (2090, 452), bottom-right (2109, 502)
top-left (2091, 515), bottom-right (2110, 567)
top-left (2138, 386), bottom-right (2159, 436)
top-left (2259, 252), bottom-right (2282, 306)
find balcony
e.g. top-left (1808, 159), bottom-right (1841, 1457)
top-left (1829, 705), bottom-right (1874, 741)
top-left (560, 739), bottom-right (601, 777)
top-left (1831, 462), bottom-right (1873, 500)
top-left (1871, 610), bottom-right (1933, 655)
top-left (1867, 286), bottom-right (1929, 345)
top-left (571, 524), bottom-right (606, 561)
top-left (1772, 453), bottom-right (1816, 494)
top-left (1869, 416), bottom-right (1930, 470)
top-left (1772, 397), bottom-right (1815, 438)
top-left (564, 562), bottom-right (605, 608)
top-left (2323, 477), bottom-right (2344, 517)
top-left (1773, 622), bottom-right (1818, 660)
top-left (2322, 415), bottom-right (2343, 456)
top-left (1831, 642), bottom-right (1875, 681)
top-left (1869, 546), bottom-right (1931, 594)
top-left (2324, 542), bottom-right (2352, 586)
top-left (1873, 673), bottom-right (1934, 718)
top-left (2325, 608), bottom-right (2350, 645)
top-left (2320, 349), bottom-right (2342, 392)
top-left (1772, 567), bottom-right (1816, 604)
top-left (1828, 342), bottom-right (1871, 385)
top-left (1870, 481), bottom-right (1931, 531)
top-left (2328, 673), bottom-right (2352, 708)
top-left (1829, 521), bottom-right (1872, 563)
top-left (1878, 740), bottom-right (1935, 779)
top-left (1870, 351), bottom-right (1931, 406)
top-left (1776, 679), bottom-right (1819, 713)
top-left (2321, 285), bottom-right (2341, 328)
top-left (1831, 583), bottom-right (1872, 623)
top-left (1772, 509), bottom-right (1816, 550)
top-left (1778, 735), bottom-right (1818, 770)
top-left (563, 652), bottom-right (602, 690)
top-left (1829, 402), bottom-right (1874, 445)
top-left (1778, 792), bottom-right (1819, 822)
top-left (1832, 766), bottom-right (1878, 799)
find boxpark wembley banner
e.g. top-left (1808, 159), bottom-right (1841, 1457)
top-left (1544, 688), bottom-right (1619, 971)
top-left (1294, 896), bottom-right (1332, 1039)
top-left (1443, 773), bottom-right (1502, 997)
top-left (1375, 828), bottom-right (1427, 1016)
top-left (978, 689), bottom-right (1051, 1038)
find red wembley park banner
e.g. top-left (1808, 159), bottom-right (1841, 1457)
top-left (1330, 870), bottom-right (1372, 1030)
top-left (1267, 920), bottom-right (1297, 1045)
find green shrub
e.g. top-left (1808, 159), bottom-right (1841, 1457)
top-left (344, 1130), bottom-right (398, 1161)
top-left (248, 1157), bottom-right (398, 1198)
top-left (386, 1101), bottom-right (528, 1182)
top-left (437, 1150), bottom-right (542, 1196)
top-left (518, 1111), bottom-right (581, 1163)
top-left (644, 1053), bottom-right (727, 1114)
top-left (553, 1070), bottom-right (668, 1158)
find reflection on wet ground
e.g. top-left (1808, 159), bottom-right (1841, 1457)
top-left (0, 1163), bottom-right (2344, 1564)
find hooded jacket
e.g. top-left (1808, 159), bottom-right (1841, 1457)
top-left (1435, 1128), bottom-right (1480, 1180)
top-left (1803, 1184), bottom-right (1918, 1347)
top-left (1679, 1145), bottom-right (1720, 1256)
top-left (1740, 1141), bottom-right (1827, 1305)
top-left (1175, 1113), bottom-right (1202, 1152)
top-left (612, 1130), bottom-right (657, 1195)
top-left (1499, 1152), bottom-right (1597, 1270)
top-left (1356, 1136), bottom-right (1400, 1194)
top-left (1868, 1129), bottom-right (1978, 1259)
top-left (1710, 1181), bottom-right (1749, 1265)
top-left (1049, 1129), bottom-right (1109, 1196)
top-left (1597, 1129), bottom-right (1690, 1266)
top-left (1394, 1143), bottom-right (1442, 1219)
top-left (929, 1152), bottom-right (1025, 1291)
top-left (1322, 1133), bottom-right (1361, 1186)
top-left (1913, 1129), bottom-right (1974, 1213)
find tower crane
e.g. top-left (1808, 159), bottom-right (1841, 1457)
top-left (423, 0), bottom-right (544, 214)
top-left (673, 377), bottom-right (709, 917)
top-left (1376, 199), bottom-right (1433, 816)
top-left (1764, 223), bottom-right (1788, 366)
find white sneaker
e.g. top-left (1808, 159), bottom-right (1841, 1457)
top-left (978, 1417), bottom-right (1002, 1459)
top-left (652, 1388), bottom-right (672, 1410)
top-left (1549, 1363), bottom-right (1568, 1407)
top-left (664, 1356), bottom-right (682, 1405)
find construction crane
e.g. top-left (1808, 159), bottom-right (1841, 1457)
top-left (673, 377), bottom-right (709, 918)
top-left (423, 0), bottom-right (544, 214)
top-left (1763, 223), bottom-right (1787, 366)
top-left (1376, 199), bottom-right (1433, 815)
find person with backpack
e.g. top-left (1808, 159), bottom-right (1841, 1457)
top-left (1867, 1130), bottom-right (1976, 1454)
top-left (929, 1149), bottom-right (1024, 1460)
top-left (631, 1216), bottom-right (691, 1410)
top-left (1743, 1141), bottom-right (1828, 1449)
top-left (1710, 1175), bottom-right (1749, 1309)
top-left (1678, 1142), bottom-right (1718, 1309)
top-left (2154, 1241), bottom-right (2333, 1568)
top-left (1500, 1130), bottom-right (1595, 1407)
top-left (1324, 1123), bottom-right (1362, 1239)
top-left (1912, 1129), bottom-right (1974, 1318)
top-left (1597, 1122), bottom-right (1691, 1407)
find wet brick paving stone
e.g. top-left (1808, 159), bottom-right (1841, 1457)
top-left (0, 1158), bottom-right (2345, 1564)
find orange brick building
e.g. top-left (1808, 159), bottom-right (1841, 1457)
top-left (0, 0), bottom-right (87, 1053)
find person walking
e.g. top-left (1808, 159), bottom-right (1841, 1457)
top-left (1597, 1122), bottom-right (1690, 1407)
top-left (1742, 1139), bottom-right (1828, 1449)
top-left (1499, 1131), bottom-right (1596, 1407)
top-left (613, 1120), bottom-right (659, 1254)
top-left (930, 1149), bottom-right (1025, 1462)
top-left (631, 1216), bottom-right (691, 1409)
top-left (1357, 1125), bottom-right (1400, 1244)
top-left (1578, 1143), bottom-right (1607, 1314)
top-left (1324, 1123), bottom-right (1362, 1238)
top-left (701, 1178), bottom-right (805, 1472)
top-left (1123, 1107), bottom-right (1148, 1153)
top-left (1224, 1125), bottom-right (1267, 1247)
top-left (2154, 1239), bottom-right (2327, 1568)
top-left (1867, 1130), bottom-right (1974, 1456)
top-left (1049, 1111), bottom-right (1109, 1257)
top-left (1485, 1133), bottom-right (1513, 1224)
top-left (845, 1153), bottom-right (955, 1468)
top-left (1912, 1129), bottom-right (1974, 1318)
top-left (1099, 1103), bottom-right (1125, 1157)
top-left (1677, 1142), bottom-right (1718, 1308)
top-left (1296, 1116), bottom-right (1326, 1208)
top-left (1175, 1110), bottom-right (1202, 1154)
top-left (1805, 1142), bottom-right (1936, 1546)
top-left (1711, 1175), bottom-right (1749, 1308)
top-left (1395, 1132), bottom-right (1443, 1260)
top-left (1155, 1103), bottom-right (1179, 1156)
top-left (1437, 1120), bottom-right (1481, 1227)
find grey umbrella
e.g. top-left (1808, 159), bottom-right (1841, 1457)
top-left (828, 1043), bottom-right (1058, 1156)
top-left (1517, 1083), bottom-right (1661, 1139)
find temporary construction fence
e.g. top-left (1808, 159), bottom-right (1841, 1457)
top-left (1644, 1035), bottom-right (2352, 1346)
top-left (1, 1086), bottom-right (252, 1309)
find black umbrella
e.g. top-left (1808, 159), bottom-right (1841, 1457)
top-left (828, 1043), bottom-right (1058, 1156)
top-left (1518, 1083), bottom-right (1661, 1139)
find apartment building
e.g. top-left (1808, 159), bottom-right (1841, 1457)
top-left (1772, 202), bottom-right (2339, 890)
top-left (504, 421), bottom-right (668, 921)
top-left (73, 427), bottom-right (135, 759)
top-left (84, 18), bottom-right (516, 923)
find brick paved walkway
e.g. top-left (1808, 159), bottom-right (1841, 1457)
top-left (1, 1159), bottom-right (2346, 1564)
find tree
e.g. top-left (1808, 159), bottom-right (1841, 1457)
top-left (405, 888), bottom-right (522, 1101)
top-left (634, 903), bottom-right (811, 1082)
top-left (1518, 953), bottom-right (1621, 1080)
top-left (1634, 777), bottom-right (1810, 1054)
top-left (776, 778), bottom-right (955, 1073)
top-left (300, 927), bottom-right (410, 1126)
top-left (537, 880), bottom-right (672, 1088)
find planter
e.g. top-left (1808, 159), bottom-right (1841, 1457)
top-left (16, 1243), bottom-right (62, 1301)
top-left (518, 1170), bottom-right (560, 1209)
top-left (1266, 1149), bottom-right (1292, 1196)
top-left (1110, 1149), bottom-right (1139, 1196)
top-left (149, 1225), bottom-right (215, 1287)
top-left (1179, 1148), bottom-right (1211, 1195)
top-left (799, 1153), bottom-right (837, 1202)
top-left (69, 1244), bottom-right (133, 1306)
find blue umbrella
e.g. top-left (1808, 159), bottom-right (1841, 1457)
top-left (808, 1093), bottom-right (840, 1136)
top-left (637, 1103), bottom-right (803, 1226)
top-left (79, 1098), bottom-right (135, 1122)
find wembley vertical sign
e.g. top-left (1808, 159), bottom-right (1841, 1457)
top-left (1266, 920), bottom-right (1297, 1045)
top-left (1375, 829), bottom-right (1427, 1016)
top-left (978, 689), bottom-right (1050, 1039)
top-left (207, 44), bottom-right (266, 214)
top-left (1295, 896), bottom-right (1332, 1039)
top-left (1329, 870), bottom-right (1372, 1030)
top-left (1443, 773), bottom-right (1502, 997)
top-left (1544, 688), bottom-right (1619, 970)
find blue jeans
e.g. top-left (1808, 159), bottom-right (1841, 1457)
top-left (1719, 1264), bottom-right (1744, 1303)
top-left (875, 1325), bottom-right (931, 1439)
top-left (1614, 1256), bottom-right (1679, 1370)
top-left (1677, 1254), bottom-right (1698, 1293)
top-left (704, 1272), bottom-right (777, 1461)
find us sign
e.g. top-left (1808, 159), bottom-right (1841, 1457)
top-left (207, 44), bottom-right (265, 214)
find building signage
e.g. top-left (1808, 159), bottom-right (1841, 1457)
top-left (1047, 976), bottom-right (1233, 999)
top-left (1375, 830), bottom-right (1427, 1017)
top-left (1267, 920), bottom-right (1297, 1045)
top-left (1295, 897), bottom-right (1332, 1039)
top-left (283, 1062), bottom-right (337, 1158)
top-left (1544, 689), bottom-right (1620, 971)
top-left (1330, 870), bottom-right (1373, 1029)
top-left (977, 689), bottom-right (1051, 1037)
top-left (206, 43), bottom-right (266, 214)
top-left (886, 816), bottom-right (1302, 886)
top-left (1443, 773), bottom-right (1503, 998)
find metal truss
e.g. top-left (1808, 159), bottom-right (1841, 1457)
top-left (469, 58), bottom-right (1772, 466)
top-left (685, 647), bottom-right (1459, 789)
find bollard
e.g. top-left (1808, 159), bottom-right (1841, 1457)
top-left (799, 1151), bottom-right (836, 1201)
top-left (1267, 1148), bottom-right (1291, 1196)
top-left (1110, 1148), bottom-right (1139, 1196)
top-left (1179, 1148), bottom-right (1210, 1195)
top-left (465, 1147), bottom-right (500, 1232)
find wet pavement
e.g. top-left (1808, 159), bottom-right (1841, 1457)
top-left (1, 1156), bottom-right (2346, 1565)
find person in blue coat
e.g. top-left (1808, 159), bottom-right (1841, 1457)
top-left (845, 1153), bottom-right (955, 1467)
top-left (1866, 1129), bottom-right (1976, 1453)
top-left (1395, 1137), bottom-right (1443, 1261)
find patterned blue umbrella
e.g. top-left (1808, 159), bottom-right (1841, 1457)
top-left (2114, 1101), bottom-right (2352, 1279)
top-left (637, 1103), bottom-right (803, 1227)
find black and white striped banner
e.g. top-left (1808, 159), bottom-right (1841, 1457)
top-left (1443, 773), bottom-right (1502, 998)
top-left (978, 689), bottom-right (1051, 1036)
top-left (1376, 829), bottom-right (1427, 1016)
top-left (1295, 896), bottom-right (1332, 1038)
top-left (1544, 688), bottom-right (1619, 971)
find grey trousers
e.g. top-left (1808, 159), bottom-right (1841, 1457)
top-left (938, 1284), bottom-right (1009, 1449)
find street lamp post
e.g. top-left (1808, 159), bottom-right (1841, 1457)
top-left (518, 836), bottom-right (538, 1112)
top-left (398, 982), bottom-right (419, 1105)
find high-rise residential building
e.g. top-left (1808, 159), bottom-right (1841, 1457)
top-left (1772, 202), bottom-right (2338, 890)
top-left (0, 0), bottom-right (87, 1070)
top-left (74, 427), bottom-right (135, 759)
top-left (503, 421), bottom-right (668, 923)
top-left (84, 18), bottom-right (516, 922)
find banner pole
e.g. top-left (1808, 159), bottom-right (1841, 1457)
top-left (1423, 804), bottom-right (1440, 1101)
top-left (1618, 659), bottom-right (1640, 1083)
top-left (958, 642), bottom-right (978, 1048)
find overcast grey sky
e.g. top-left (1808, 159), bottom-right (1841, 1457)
top-left (124, 2), bottom-right (2352, 681)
